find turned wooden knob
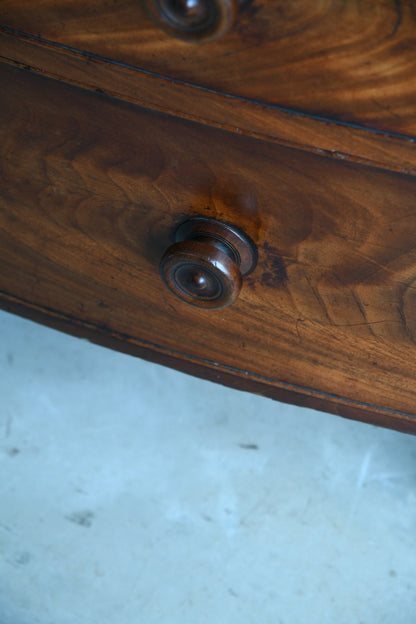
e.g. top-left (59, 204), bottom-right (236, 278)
top-left (143, 0), bottom-right (243, 42)
top-left (160, 217), bottom-right (257, 309)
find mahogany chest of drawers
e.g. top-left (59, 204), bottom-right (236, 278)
top-left (1, 1), bottom-right (416, 432)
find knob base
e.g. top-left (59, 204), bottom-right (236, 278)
top-left (174, 217), bottom-right (257, 276)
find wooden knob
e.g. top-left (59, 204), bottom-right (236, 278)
top-left (143, 0), bottom-right (242, 42)
top-left (160, 217), bottom-right (257, 309)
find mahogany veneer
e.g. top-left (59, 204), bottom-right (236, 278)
top-left (1, 1), bottom-right (416, 432)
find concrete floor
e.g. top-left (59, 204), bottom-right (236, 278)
top-left (0, 309), bottom-right (415, 623)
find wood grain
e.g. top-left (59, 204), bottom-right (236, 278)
top-left (2, 64), bottom-right (416, 431)
top-left (1, 29), bottom-right (416, 178)
top-left (1, 0), bottom-right (416, 136)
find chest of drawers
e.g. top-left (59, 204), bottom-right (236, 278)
top-left (1, 1), bottom-right (416, 432)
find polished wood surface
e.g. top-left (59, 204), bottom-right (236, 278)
top-left (2, 63), bottom-right (416, 431)
top-left (1, 0), bottom-right (416, 136)
top-left (1, 28), bottom-right (416, 179)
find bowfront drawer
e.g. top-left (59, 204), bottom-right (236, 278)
top-left (1, 0), bottom-right (416, 136)
top-left (2, 63), bottom-right (416, 431)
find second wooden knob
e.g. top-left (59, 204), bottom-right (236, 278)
top-left (143, 0), bottom-right (241, 42)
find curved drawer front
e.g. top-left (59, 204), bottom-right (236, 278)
top-left (1, 0), bottom-right (416, 136)
top-left (2, 64), bottom-right (416, 431)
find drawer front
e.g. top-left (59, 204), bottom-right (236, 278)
top-left (1, 0), bottom-right (416, 136)
top-left (2, 64), bottom-right (416, 430)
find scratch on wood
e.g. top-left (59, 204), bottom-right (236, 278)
top-left (388, 0), bottom-right (403, 39)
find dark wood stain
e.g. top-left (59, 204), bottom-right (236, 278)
top-left (260, 244), bottom-right (288, 288)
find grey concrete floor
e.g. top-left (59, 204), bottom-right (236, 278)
top-left (0, 309), bottom-right (415, 623)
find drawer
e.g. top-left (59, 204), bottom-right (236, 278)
top-left (1, 0), bottom-right (416, 136)
top-left (2, 63), bottom-right (416, 431)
